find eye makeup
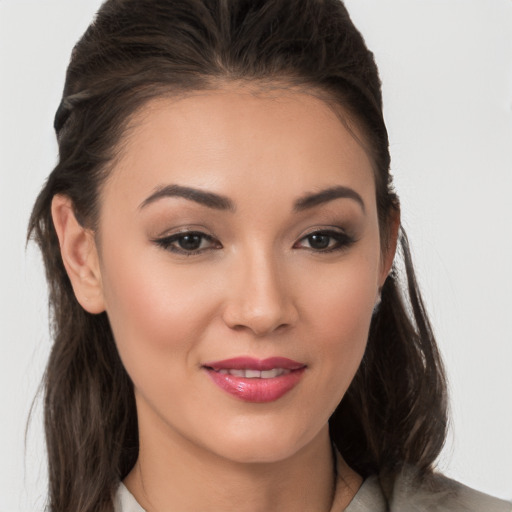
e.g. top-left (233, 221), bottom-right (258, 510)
top-left (152, 230), bottom-right (222, 255)
top-left (151, 225), bottom-right (357, 258)
top-left (294, 228), bottom-right (356, 253)
top-left (146, 200), bottom-right (364, 258)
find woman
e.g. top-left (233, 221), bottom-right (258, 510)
top-left (27, 0), bottom-right (511, 511)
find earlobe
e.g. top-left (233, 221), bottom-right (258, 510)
top-left (51, 195), bottom-right (106, 314)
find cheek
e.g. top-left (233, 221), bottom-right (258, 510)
top-left (309, 281), bottom-right (373, 373)
top-left (301, 249), bottom-right (379, 337)
top-left (99, 245), bottom-right (217, 372)
top-left (297, 247), bottom-right (380, 391)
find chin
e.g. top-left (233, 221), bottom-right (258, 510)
top-left (216, 443), bottom-right (300, 465)
top-left (201, 419), bottom-right (326, 465)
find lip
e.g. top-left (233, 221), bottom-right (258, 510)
top-left (203, 357), bottom-right (306, 403)
top-left (203, 356), bottom-right (305, 371)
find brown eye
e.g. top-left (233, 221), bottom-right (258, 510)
top-left (307, 233), bottom-right (331, 250)
top-left (295, 230), bottom-right (354, 253)
top-left (177, 234), bottom-right (204, 251)
top-left (153, 231), bottom-right (221, 254)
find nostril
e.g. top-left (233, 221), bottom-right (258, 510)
top-left (221, 272), bottom-right (299, 335)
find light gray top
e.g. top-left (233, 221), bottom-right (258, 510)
top-left (343, 472), bottom-right (512, 512)
top-left (115, 469), bottom-right (511, 512)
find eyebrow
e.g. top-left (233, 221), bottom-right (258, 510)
top-left (293, 186), bottom-right (366, 213)
top-left (139, 183), bottom-right (365, 214)
top-left (139, 184), bottom-right (235, 211)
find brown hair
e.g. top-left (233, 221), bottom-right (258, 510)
top-left (28, 1), bottom-right (448, 510)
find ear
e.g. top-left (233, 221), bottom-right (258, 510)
top-left (51, 194), bottom-right (106, 314)
top-left (379, 208), bottom-right (400, 288)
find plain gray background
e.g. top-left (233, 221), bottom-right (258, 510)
top-left (1, 1), bottom-right (511, 510)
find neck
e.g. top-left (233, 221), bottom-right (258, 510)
top-left (123, 418), bottom-right (361, 512)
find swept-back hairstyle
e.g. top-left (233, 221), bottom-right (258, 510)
top-left (28, 0), bottom-right (448, 510)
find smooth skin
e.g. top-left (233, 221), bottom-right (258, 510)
top-left (52, 87), bottom-right (398, 512)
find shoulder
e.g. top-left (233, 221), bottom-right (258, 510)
top-left (389, 466), bottom-right (511, 512)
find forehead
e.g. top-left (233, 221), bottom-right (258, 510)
top-left (102, 87), bottom-right (376, 211)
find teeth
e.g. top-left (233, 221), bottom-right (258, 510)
top-left (245, 369), bottom-right (261, 379)
top-left (261, 368), bottom-right (281, 378)
top-left (215, 368), bottom-right (291, 378)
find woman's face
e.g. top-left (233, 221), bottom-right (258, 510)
top-left (95, 88), bottom-right (392, 463)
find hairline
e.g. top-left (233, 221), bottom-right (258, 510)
top-left (90, 78), bottom-right (385, 249)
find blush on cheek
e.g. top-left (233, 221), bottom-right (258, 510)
top-left (102, 254), bottom-right (221, 389)
top-left (310, 274), bottom-right (375, 368)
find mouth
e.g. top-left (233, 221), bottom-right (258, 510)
top-left (202, 357), bottom-right (306, 403)
top-left (211, 368), bottom-right (293, 378)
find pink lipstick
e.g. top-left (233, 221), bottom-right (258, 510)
top-left (203, 357), bottom-right (306, 403)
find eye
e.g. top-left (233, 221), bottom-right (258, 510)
top-left (294, 229), bottom-right (354, 253)
top-left (153, 231), bottom-right (221, 255)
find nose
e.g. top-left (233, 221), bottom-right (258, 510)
top-left (222, 249), bottom-right (298, 337)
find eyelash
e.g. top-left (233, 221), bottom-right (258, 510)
top-left (153, 229), bottom-right (354, 256)
top-left (152, 231), bottom-right (221, 255)
top-left (293, 229), bottom-right (355, 253)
